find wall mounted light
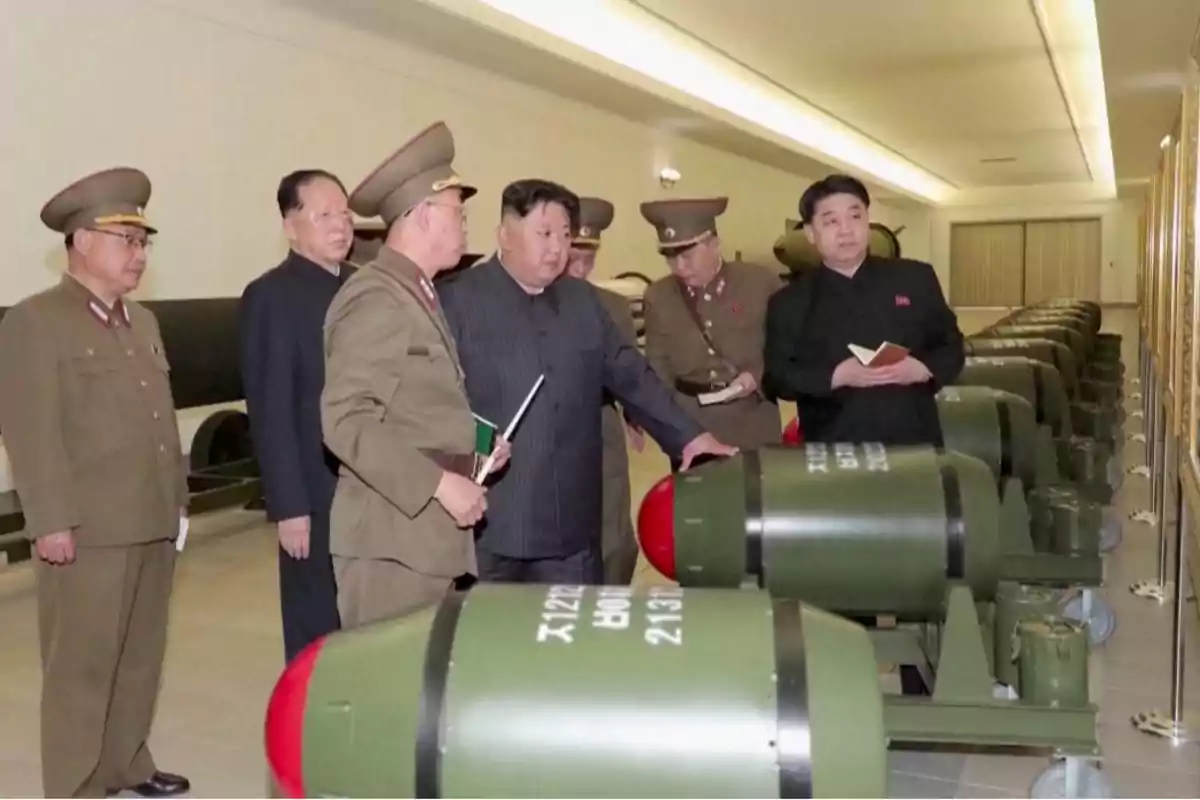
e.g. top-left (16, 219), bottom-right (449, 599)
top-left (659, 167), bottom-right (681, 188)
top-left (1161, 134), bottom-right (1173, 149)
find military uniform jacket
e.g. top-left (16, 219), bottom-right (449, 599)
top-left (439, 257), bottom-right (703, 560)
top-left (0, 275), bottom-right (187, 546)
top-left (320, 246), bottom-right (477, 578)
top-left (642, 260), bottom-right (784, 449)
top-left (762, 256), bottom-right (965, 446)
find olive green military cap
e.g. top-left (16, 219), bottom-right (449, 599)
top-left (40, 167), bottom-right (157, 235)
top-left (349, 121), bottom-right (477, 226)
top-left (573, 197), bottom-right (615, 248)
top-left (639, 197), bottom-right (727, 253)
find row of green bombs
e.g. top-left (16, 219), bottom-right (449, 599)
top-left (957, 299), bottom-right (1127, 559)
top-left (955, 299), bottom-right (1127, 666)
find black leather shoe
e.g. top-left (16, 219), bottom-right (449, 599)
top-left (125, 772), bottom-right (191, 797)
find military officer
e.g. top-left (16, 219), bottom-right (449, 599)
top-left (564, 196), bottom-right (641, 585)
top-left (640, 198), bottom-right (784, 469)
top-left (0, 168), bottom-right (189, 798)
top-left (320, 121), bottom-right (510, 628)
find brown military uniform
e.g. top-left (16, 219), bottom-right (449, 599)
top-left (575, 197), bottom-right (639, 584)
top-left (322, 122), bottom-right (480, 629)
top-left (640, 198), bottom-right (784, 451)
top-left (0, 168), bottom-right (187, 799)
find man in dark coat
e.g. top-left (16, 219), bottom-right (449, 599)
top-left (239, 169), bottom-right (356, 662)
top-left (763, 173), bottom-right (964, 697)
top-left (763, 174), bottom-right (964, 447)
top-left (439, 178), bottom-right (734, 584)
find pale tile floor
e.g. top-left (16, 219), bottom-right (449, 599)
top-left (0, 310), bottom-right (1198, 798)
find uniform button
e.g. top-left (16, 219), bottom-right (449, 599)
top-left (704, 320), bottom-right (712, 328)
top-left (159, 444), bottom-right (166, 453)
top-left (709, 369), bottom-right (718, 378)
top-left (703, 294), bottom-right (711, 301)
top-left (127, 349), bottom-right (134, 356)
top-left (708, 348), bottom-right (715, 356)
top-left (153, 411), bottom-right (160, 420)
top-left (86, 348), bottom-right (95, 356)
top-left (140, 380), bottom-right (148, 387)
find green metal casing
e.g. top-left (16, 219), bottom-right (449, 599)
top-left (293, 584), bottom-right (889, 798)
top-left (1017, 618), bottom-right (1091, 709)
top-left (993, 582), bottom-right (1063, 690)
top-left (673, 446), bottom-right (1001, 620)
top-left (965, 337), bottom-right (1080, 398)
top-left (986, 324), bottom-right (1088, 368)
top-left (957, 357), bottom-right (1073, 437)
top-left (936, 385), bottom-right (1038, 489)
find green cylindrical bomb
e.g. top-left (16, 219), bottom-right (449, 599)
top-left (1017, 618), bottom-right (1091, 708)
top-left (957, 357), bottom-right (1073, 437)
top-left (984, 325), bottom-right (1088, 372)
top-left (966, 337), bottom-right (1080, 398)
top-left (637, 446), bottom-right (1001, 620)
top-left (936, 385), bottom-right (1039, 490)
top-left (264, 583), bottom-right (890, 799)
top-left (994, 582), bottom-right (1063, 690)
top-left (1079, 377), bottom-right (1124, 407)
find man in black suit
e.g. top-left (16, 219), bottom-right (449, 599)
top-left (239, 170), bottom-right (356, 661)
top-left (763, 173), bottom-right (963, 697)
top-left (439, 179), bottom-right (734, 585)
top-left (763, 174), bottom-right (964, 447)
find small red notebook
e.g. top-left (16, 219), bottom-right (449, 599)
top-left (848, 342), bottom-right (909, 368)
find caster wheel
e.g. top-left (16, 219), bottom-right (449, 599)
top-left (1029, 758), bottom-right (1112, 798)
top-left (1099, 506), bottom-right (1123, 552)
top-left (1061, 593), bottom-right (1117, 646)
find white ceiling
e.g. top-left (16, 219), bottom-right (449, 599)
top-left (292, 0), bottom-right (1200, 207)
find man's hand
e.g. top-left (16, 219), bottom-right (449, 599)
top-left (36, 531), bottom-right (76, 565)
top-left (434, 471), bottom-right (488, 528)
top-left (278, 515), bottom-right (311, 560)
top-left (626, 423), bottom-right (646, 453)
top-left (731, 371), bottom-right (759, 398)
top-left (831, 357), bottom-right (895, 389)
top-left (872, 356), bottom-right (933, 386)
top-left (679, 433), bottom-right (738, 471)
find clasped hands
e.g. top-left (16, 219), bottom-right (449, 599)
top-left (831, 356), bottom-right (932, 390)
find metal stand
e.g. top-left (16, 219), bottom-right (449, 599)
top-left (1130, 364), bottom-right (1172, 601)
top-left (1133, 485), bottom-right (1198, 743)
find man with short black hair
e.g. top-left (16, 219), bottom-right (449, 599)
top-left (239, 168), bottom-right (355, 661)
top-left (440, 178), bottom-right (734, 584)
top-left (764, 173), bottom-right (964, 447)
top-left (763, 174), bottom-right (963, 697)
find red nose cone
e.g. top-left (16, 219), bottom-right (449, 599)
top-left (637, 473), bottom-right (677, 580)
top-left (783, 417), bottom-right (803, 446)
top-left (265, 636), bottom-right (327, 798)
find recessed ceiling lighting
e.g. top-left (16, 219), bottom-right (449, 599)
top-left (1161, 134), bottom-right (1172, 149)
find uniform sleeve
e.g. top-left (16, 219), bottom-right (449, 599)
top-left (762, 282), bottom-right (836, 400)
top-left (640, 287), bottom-right (676, 387)
top-left (0, 305), bottom-right (80, 537)
top-left (599, 297), bottom-right (704, 457)
top-left (320, 283), bottom-right (444, 518)
top-left (238, 280), bottom-right (310, 522)
top-left (911, 263), bottom-right (965, 389)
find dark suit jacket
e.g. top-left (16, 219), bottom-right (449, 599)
top-left (763, 256), bottom-right (963, 446)
top-left (239, 251), bottom-right (355, 525)
top-left (439, 256), bottom-right (703, 559)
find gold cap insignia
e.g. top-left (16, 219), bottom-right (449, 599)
top-left (579, 225), bottom-right (591, 237)
top-left (665, 226), bottom-right (676, 239)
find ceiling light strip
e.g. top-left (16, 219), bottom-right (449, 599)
top-left (471, 0), bottom-right (955, 204)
